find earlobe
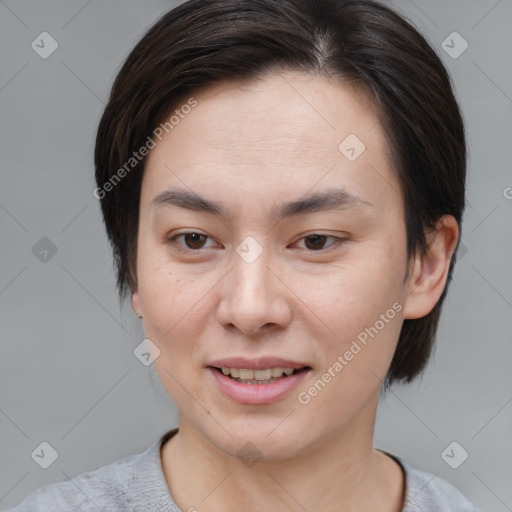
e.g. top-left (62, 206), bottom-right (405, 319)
top-left (402, 215), bottom-right (459, 320)
top-left (131, 290), bottom-right (142, 319)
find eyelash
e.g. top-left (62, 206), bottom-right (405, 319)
top-left (167, 232), bottom-right (348, 254)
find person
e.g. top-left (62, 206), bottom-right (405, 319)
top-left (8, 0), bottom-right (482, 510)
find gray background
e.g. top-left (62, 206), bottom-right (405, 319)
top-left (0, 0), bottom-right (511, 510)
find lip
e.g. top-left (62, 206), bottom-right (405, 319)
top-left (207, 356), bottom-right (311, 370)
top-left (207, 366), bottom-right (312, 405)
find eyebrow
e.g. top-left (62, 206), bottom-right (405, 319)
top-left (151, 187), bottom-right (373, 221)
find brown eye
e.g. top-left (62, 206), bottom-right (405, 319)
top-left (169, 232), bottom-right (215, 251)
top-left (304, 234), bottom-right (329, 250)
top-left (182, 233), bottom-right (207, 249)
top-left (293, 234), bottom-right (347, 252)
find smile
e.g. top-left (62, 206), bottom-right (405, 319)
top-left (218, 366), bottom-right (304, 383)
top-left (208, 366), bottom-right (312, 404)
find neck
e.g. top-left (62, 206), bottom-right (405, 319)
top-left (161, 395), bottom-right (405, 512)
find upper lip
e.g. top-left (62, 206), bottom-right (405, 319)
top-left (207, 357), bottom-right (311, 370)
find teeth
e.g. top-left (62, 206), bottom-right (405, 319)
top-left (239, 369), bottom-right (253, 380)
top-left (220, 367), bottom-right (298, 380)
top-left (271, 367), bottom-right (283, 377)
top-left (254, 369), bottom-right (272, 380)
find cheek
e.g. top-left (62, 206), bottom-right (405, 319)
top-left (295, 284), bottom-right (403, 427)
top-left (294, 246), bottom-right (403, 331)
top-left (137, 240), bottom-right (200, 321)
top-left (292, 248), bottom-right (405, 397)
top-left (138, 262), bottom-right (214, 406)
top-left (136, 247), bottom-right (209, 360)
top-left (140, 271), bottom-right (210, 341)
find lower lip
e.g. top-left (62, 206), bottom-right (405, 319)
top-left (208, 367), bottom-right (311, 405)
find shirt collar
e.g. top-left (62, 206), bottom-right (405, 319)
top-left (130, 429), bottom-right (420, 512)
top-left (130, 427), bottom-right (181, 511)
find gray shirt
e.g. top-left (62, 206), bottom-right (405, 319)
top-left (5, 428), bottom-right (483, 511)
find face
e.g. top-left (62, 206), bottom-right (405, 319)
top-left (133, 71), bottom-right (414, 460)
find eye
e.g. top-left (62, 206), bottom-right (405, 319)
top-left (168, 232), bottom-right (218, 251)
top-left (167, 231), bottom-right (347, 254)
top-left (293, 234), bottom-right (346, 251)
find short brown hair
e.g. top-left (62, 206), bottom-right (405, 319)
top-left (94, 0), bottom-right (467, 389)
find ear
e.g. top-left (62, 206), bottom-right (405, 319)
top-left (402, 215), bottom-right (459, 320)
top-left (131, 289), bottom-right (142, 318)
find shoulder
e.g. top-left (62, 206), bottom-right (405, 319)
top-left (396, 456), bottom-right (483, 512)
top-left (5, 447), bottom-right (148, 512)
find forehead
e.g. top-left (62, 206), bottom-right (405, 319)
top-left (142, 71), bottom-right (401, 214)
top-left (167, 72), bottom-right (380, 157)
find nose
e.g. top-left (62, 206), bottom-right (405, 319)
top-left (216, 248), bottom-right (293, 335)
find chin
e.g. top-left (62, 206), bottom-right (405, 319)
top-left (199, 417), bottom-right (311, 463)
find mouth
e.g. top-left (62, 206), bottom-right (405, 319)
top-left (209, 366), bottom-right (311, 385)
top-left (207, 363), bottom-right (312, 405)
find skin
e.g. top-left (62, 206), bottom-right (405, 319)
top-left (131, 70), bottom-right (459, 511)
